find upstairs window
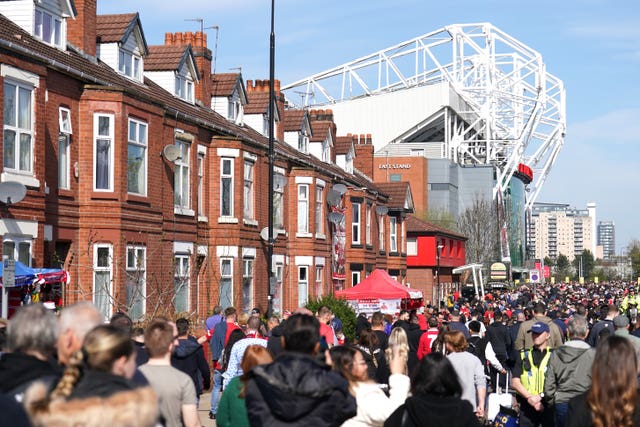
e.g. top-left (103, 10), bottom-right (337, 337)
top-left (175, 75), bottom-right (194, 102)
top-left (243, 160), bottom-right (254, 221)
top-left (390, 217), bottom-right (398, 253)
top-left (58, 108), bottom-right (72, 190)
top-left (297, 184), bottom-right (309, 234)
top-left (174, 140), bottom-right (190, 208)
top-left (127, 118), bottom-right (147, 195)
top-left (298, 134), bottom-right (309, 153)
top-left (119, 49), bottom-right (141, 80)
top-left (352, 203), bottom-right (361, 245)
top-left (3, 80), bottom-right (34, 174)
top-left (315, 186), bottom-right (324, 235)
top-left (220, 158), bottom-right (234, 217)
top-left (35, 8), bottom-right (63, 48)
top-left (94, 114), bottom-right (114, 191)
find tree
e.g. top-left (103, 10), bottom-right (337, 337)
top-left (555, 254), bottom-right (571, 280)
top-left (457, 196), bottom-right (500, 265)
top-left (572, 249), bottom-right (595, 279)
top-left (306, 294), bottom-right (357, 341)
top-left (543, 256), bottom-right (555, 268)
top-left (628, 240), bottom-right (640, 280)
top-left (423, 208), bottom-right (458, 231)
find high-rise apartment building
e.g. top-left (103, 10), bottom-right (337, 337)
top-left (598, 221), bottom-right (616, 260)
top-left (528, 202), bottom-right (594, 261)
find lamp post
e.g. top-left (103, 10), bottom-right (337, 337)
top-left (436, 242), bottom-right (444, 304)
top-left (265, 0), bottom-right (276, 318)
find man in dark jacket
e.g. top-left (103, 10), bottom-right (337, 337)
top-left (172, 318), bottom-right (210, 407)
top-left (208, 307), bottom-right (240, 419)
top-left (245, 313), bottom-right (356, 426)
top-left (485, 310), bottom-right (512, 390)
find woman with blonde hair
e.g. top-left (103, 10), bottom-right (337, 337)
top-left (25, 324), bottom-right (158, 427)
top-left (217, 344), bottom-right (274, 427)
top-left (385, 327), bottom-right (409, 375)
top-left (567, 335), bottom-right (640, 427)
top-left (330, 344), bottom-right (409, 426)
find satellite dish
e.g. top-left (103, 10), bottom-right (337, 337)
top-left (162, 145), bottom-right (182, 162)
top-left (260, 227), bottom-right (277, 242)
top-left (328, 212), bottom-right (344, 224)
top-left (331, 183), bottom-right (347, 195)
top-left (327, 190), bottom-right (342, 207)
top-left (0, 181), bottom-right (27, 205)
top-left (375, 206), bottom-right (389, 216)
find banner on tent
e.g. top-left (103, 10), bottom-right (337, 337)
top-left (349, 298), bottom-right (401, 315)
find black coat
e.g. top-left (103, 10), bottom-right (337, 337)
top-left (245, 352), bottom-right (356, 427)
top-left (69, 370), bottom-right (139, 399)
top-left (486, 322), bottom-right (512, 361)
top-left (171, 336), bottom-right (211, 395)
top-left (0, 352), bottom-right (60, 400)
top-left (385, 394), bottom-right (483, 427)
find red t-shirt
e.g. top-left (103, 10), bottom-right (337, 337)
top-left (417, 328), bottom-right (440, 360)
top-left (319, 322), bottom-right (335, 346)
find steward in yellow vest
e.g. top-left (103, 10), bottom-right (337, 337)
top-left (511, 322), bottom-right (554, 427)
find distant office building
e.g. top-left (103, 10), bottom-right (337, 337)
top-left (598, 221), bottom-right (616, 260)
top-left (528, 202), bottom-right (595, 261)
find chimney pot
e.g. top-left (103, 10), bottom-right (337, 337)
top-left (165, 33), bottom-right (173, 44)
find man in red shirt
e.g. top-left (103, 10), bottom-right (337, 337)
top-left (316, 306), bottom-right (336, 348)
top-left (417, 316), bottom-right (440, 359)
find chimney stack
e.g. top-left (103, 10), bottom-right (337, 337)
top-left (66, 0), bottom-right (97, 57)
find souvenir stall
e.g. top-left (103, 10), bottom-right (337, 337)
top-left (0, 261), bottom-right (69, 317)
top-left (335, 269), bottom-right (423, 315)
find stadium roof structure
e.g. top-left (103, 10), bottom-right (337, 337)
top-left (282, 23), bottom-right (566, 210)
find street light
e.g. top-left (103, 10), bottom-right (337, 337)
top-left (266, 0), bottom-right (276, 318)
top-left (436, 242), bottom-right (444, 304)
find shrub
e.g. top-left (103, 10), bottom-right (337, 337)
top-left (306, 295), bottom-right (357, 341)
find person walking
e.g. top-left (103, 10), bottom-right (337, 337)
top-left (444, 330), bottom-right (486, 418)
top-left (515, 302), bottom-right (563, 351)
top-left (171, 317), bottom-right (211, 407)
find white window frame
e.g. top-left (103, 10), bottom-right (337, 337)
top-left (390, 217), bottom-right (398, 253)
top-left (219, 257), bottom-right (234, 310)
top-left (58, 108), bottom-right (72, 191)
top-left (243, 160), bottom-right (254, 221)
top-left (379, 214), bottom-right (385, 252)
top-left (127, 118), bottom-right (147, 196)
top-left (315, 185), bottom-right (324, 236)
top-left (197, 150), bottom-right (205, 217)
top-left (220, 158), bottom-right (234, 217)
top-left (2, 236), bottom-right (32, 266)
top-left (297, 184), bottom-right (309, 234)
top-left (315, 265), bottom-right (323, 298)
top-left (118, 49), bottom-right (142, 81)
top-left (366, 204), bottom-right (372, 245)
top-left (34, 7), bottom-right (63, 48)
top-left (242, 257), bottom-right (254, 314)
top-left (59, 107), bottom-right (72, 134)
top-left (174, 253), bottom-right (190, 313)
top-left (401, 219), bottom-right (406, 253)
top-left (298, 133), bottom-right (309, 153)
top-left (174, 139), bottom-right (190, 209)
top-left (93, 244), bottom-right (113, 321)
top-left (274, 172), bottom-right (285, 229)
top-left (407, 237), bottom-right (418, 256)
top-left (352, 271), bottom-right (361, 287)
top-left (272, 262), bottom-right (284, 315)
top-left (175, 74), bottom-right (194, 102)
top-left (322, 140), bottom-right (331, 162)
top-left (126, 246), bottom-right (146, 321)
top-left (93, 114), bottom-right (114, 191)
top-left (352, 202), bottom-right (361, 245)
top-left (298, 265), bottom-right (309, 307)
top-left (3, 80), bottom-right (34, 175)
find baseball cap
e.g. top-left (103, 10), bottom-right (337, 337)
top-left (528, 322), bottom-right (550, 334)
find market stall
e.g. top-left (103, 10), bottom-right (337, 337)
top-left (335, 269), bottom-right (423, 315)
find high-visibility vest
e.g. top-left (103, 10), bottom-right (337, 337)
top-left (519, 347), bottom-right (551, 396)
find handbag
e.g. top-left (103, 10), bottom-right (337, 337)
top-left (487, 371), bottom-right (513, 422)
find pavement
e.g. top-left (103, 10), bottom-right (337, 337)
top-left (198, 392), bottom-right (217, 427)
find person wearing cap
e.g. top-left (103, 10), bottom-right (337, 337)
top-left (613, 314), bottom-right (640, 363)
top-left (511, 321), bottom-right (554, 427)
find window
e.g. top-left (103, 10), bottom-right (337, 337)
top-left (197, 151), bottom-right (205, 216)
top-left (220, 258), bottom-right (233, 310)
top-left (3, 80), bottom-right (34, 173)
top-left (298, 134), bottom-right (309, 153)
top-left (119, 49), bottom-right (141, 80)
top-left (273, 172), bottom-right (285, 229)
top-left (127, 118), bottom-right (147, 195)
top-left (58, 108), bottom-right (72, 190)
top-left (243, 160), bottom-right (254, 220)
top-left (94, 114), bottom-right (114, 191)
top-left (2, 237), bottom-right (31, 266)
top-left (93, 244), bottom-right (112, 320)
top-left (322, 140), bottom-right (331, 162)
top-left (352, 271), bottom-right (361, 287)
top-left (407, 238), bottom-right (418, 256)
top-left (378, 214), bottom-right (385, 251)
top-left (298, 266), bottom-right (309, 307)
top-left (390, 173), bottom-right (402, 182)
top-left (174, 254), bottom-right (190, 312)
top-left (175, 75), bottom-right (194, 102)
top-left (297, 184), bottom-right (309, 233)
top-left (352, 203), bottom-right (361, 244)
top-left (34, 8), bottom-right (63, 47)
top-left (315, 265), bottom-right (323, 297)
top-left (272, 262), bottom-right (284, 315)
top-left (242, 258), bottom-right (254, 313)
top-left (315, 186), bottom-right (324, 235)
top-left (174, 140), bottom-right (190, 208)
top-left (220, 158), bottom-right (234, 217)
top-left (390, 217), bottom-right (398, 252)
top-left (401, 219), bottom-right (406, 253)
top-left (366, 205), bottom-right (372, 245)
top-left (126, 246), bottom-right (146, 320)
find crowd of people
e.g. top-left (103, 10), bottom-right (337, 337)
top-left (1, 279), bottom-right (640, 426)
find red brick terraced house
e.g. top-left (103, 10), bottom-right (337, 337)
top-left (0, 0), bottom-right (415, 322)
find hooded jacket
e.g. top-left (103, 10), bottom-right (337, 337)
top-left (515, 315), bottom-right (564, 351)
top-left (384, 393), bottom-right (482, 427)
top-left (544, 339), bottom-right (595, 404)
top-left (171, 336), bottom-right (211, 395)
top-left (245, 352), bottom-right (356, 427)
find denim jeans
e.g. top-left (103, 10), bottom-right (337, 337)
top-left (555, 402), bottom-right (569, 427)
top-left (209, 369), bottom-right (223, 415)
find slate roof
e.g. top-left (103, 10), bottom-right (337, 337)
top-left (211, 73), bottom-right (240, 97)
top-left (145, 45), bottom-right (190, 71)
top-left (405, 215), bottom-right (467, 239)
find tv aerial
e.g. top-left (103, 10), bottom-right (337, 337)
top-left (0, 181), bottom-right (27, 205)
top-left (162, 145), bottom-right (182, 162)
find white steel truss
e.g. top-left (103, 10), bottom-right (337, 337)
top-left (282, 23), bottom-right (566, 210)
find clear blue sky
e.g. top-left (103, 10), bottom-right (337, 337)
top-left (99, 0), bottom-right (640, 252)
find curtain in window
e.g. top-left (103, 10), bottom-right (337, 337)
top-left (96, 139), bottom-right (110, 189)
top-left (94, 271), bottom-right (110, 320)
